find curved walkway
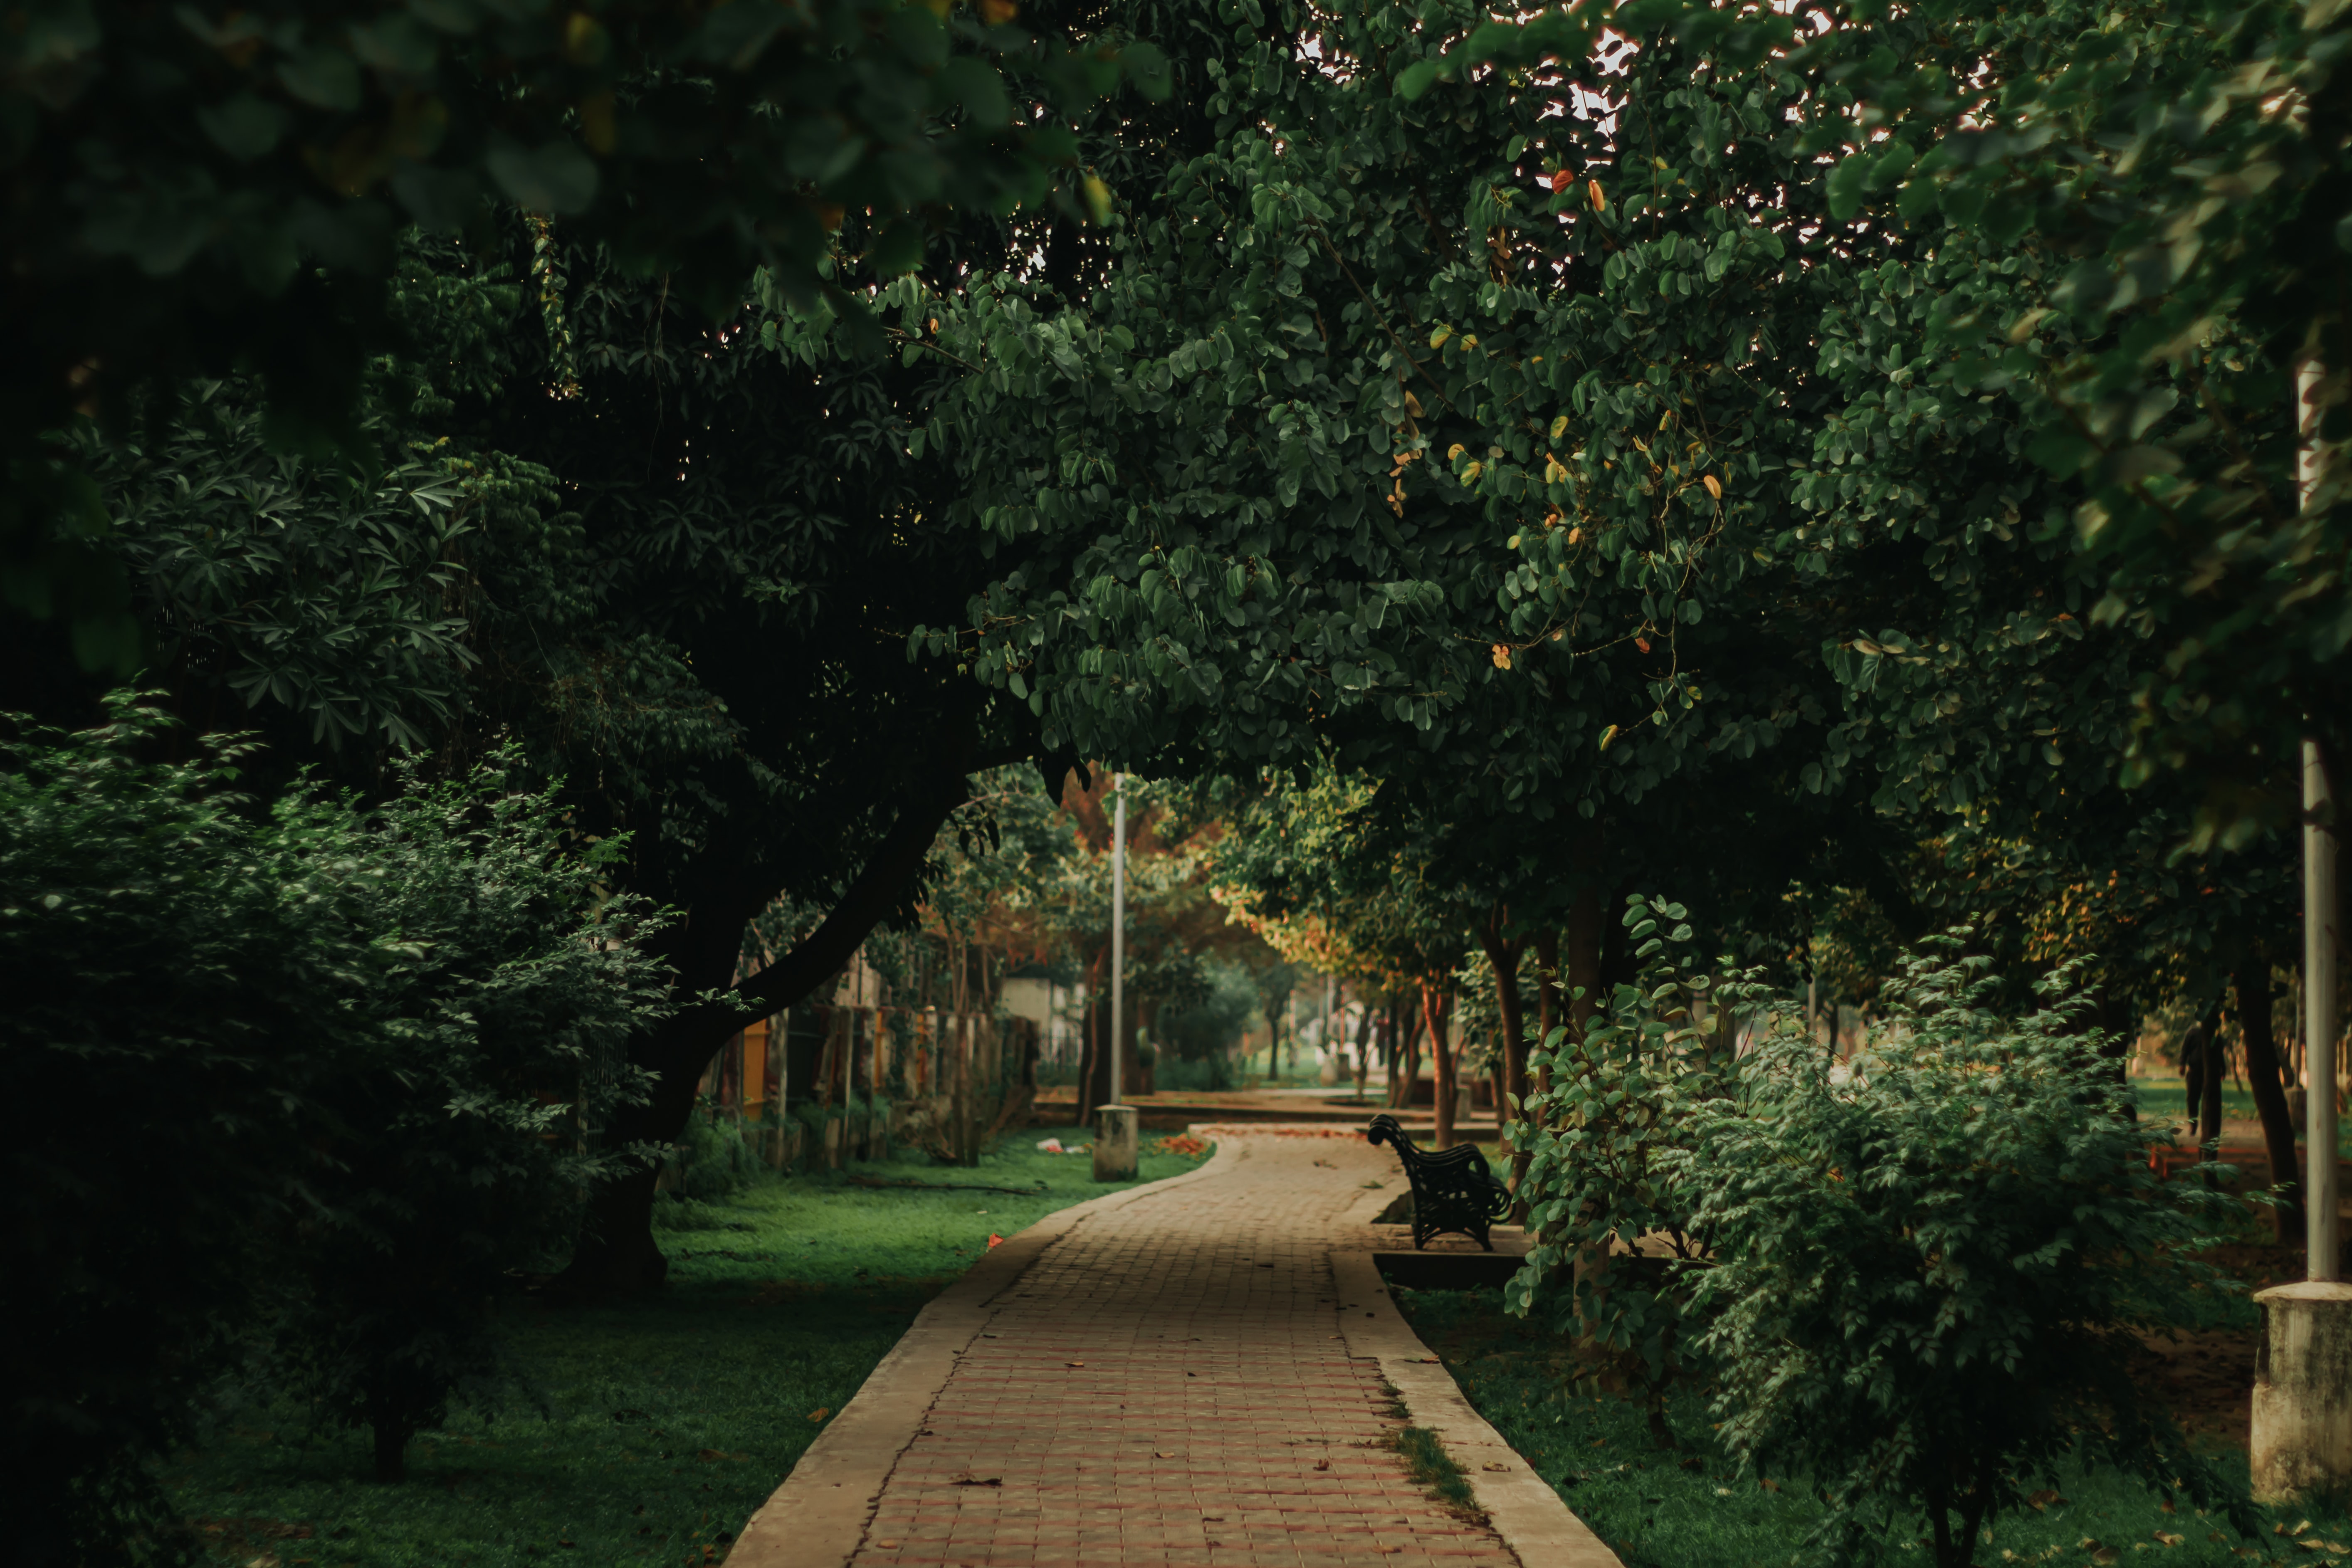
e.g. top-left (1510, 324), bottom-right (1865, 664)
top-left (734, 1132), bottom-right (1620, 1568)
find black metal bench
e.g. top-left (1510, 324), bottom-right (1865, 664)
top-left (1365, 1114), bottom-right (1512, 1251)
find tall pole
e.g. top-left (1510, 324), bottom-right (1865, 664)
top-left (2306, 741), bottom-right (2337, 1279)
top-left (2302, 352), bottom-right (2337, 1282)
top-left (1110, 772), bottom-right (1126, 1107)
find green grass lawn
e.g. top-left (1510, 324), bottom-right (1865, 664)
top-left (166, 1126), bottom-right (1210, 1568)
top-left (1393, 1284), bottom-right (2352, 1568)
top-left (2133, 1075), bottom-right (2352, 1156)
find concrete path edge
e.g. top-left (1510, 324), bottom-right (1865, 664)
top-left (733, 1132), bottom-right (1624, 1568)
top-left (1332, 1249), bottom-right (1624, 1568)
top-left (728, 1138), bottom-right (1252, 1568)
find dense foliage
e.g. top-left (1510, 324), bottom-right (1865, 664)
top-left (1683, 945), bottom-right (2253, 1566)
top-left (1, 702), bottom-right (669, 1556)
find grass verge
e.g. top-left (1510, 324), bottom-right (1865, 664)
top-left (167, 1126), bottom-right (1211, 1568)
top-left (1389, 1425), bottom-right (1482, 1516)
top-left (1391, 1284), bottom-right (2352, 1568)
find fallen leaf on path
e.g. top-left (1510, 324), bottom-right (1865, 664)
top-left (1482, 1462), bottom-right (1510, 1472)
top-left (1315, 1459), bottom-right (1331, 1471)
top-left (873, 1542), bottom-right (898, 1550)
top-left (1065, 1361), bottom-right (1085, 1368)
top-left (950, 1475), bottom-right (1003, 1487)
top-left (1155, 1452), bottom-right (1176, 1459)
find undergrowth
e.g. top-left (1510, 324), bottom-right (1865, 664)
top-left (1394, 1284), bottom-right (2345, 1568)
top-left (1390, 1425), bottom-right (1481, 1516)
top-left (167, 1126), bottom-right (1210, 1567)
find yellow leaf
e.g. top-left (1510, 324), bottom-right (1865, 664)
top-left (1491, 643), bottom-right (1512, 670)
top-left (1550, 415), bottom-right (1570, 439)
top-left (1589, 179), bottom-right (1606, 212)
top-left (1702, 474), bottom-right (1722, 499)
top-left (1430, 325), bottom-right (1453, 349)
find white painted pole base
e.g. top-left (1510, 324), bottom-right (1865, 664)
top-left (2252, 1282), bottom-right (2352, 1501)
top-left (1091, 1104), bottom-right (1139, 1183)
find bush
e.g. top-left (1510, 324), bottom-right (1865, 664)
top-left (1517, 902), bottom-right (2253, 1568)
top-left (1512, 894), bottom-right (1738, 1438)
top-left (1, 701), bottom-right (673, 1561)
top-left (261, 754), bottom-right (670, 1483)
top-left (2, 701), bottom-right (371, 1566)
top-left (1680, 938), bottom-right (2253, 1565)
top-left (662, 1099), bottom-right (762, 1203)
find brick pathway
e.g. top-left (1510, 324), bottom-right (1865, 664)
top-left (850, 1136), bottom-right (1522, 1568)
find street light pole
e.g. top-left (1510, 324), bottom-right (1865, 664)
top-left (1093, 770), bottom-right (1138, 1181)
top-left (1110, 771), bottom-right (1126, 1107)
top-left (2306, 739), bottom-right (2337, 1280)
top-left (2249, 350), bottom-right (2352, 1503)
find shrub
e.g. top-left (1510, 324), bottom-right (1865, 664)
top-left (1512, 895), bottom-right (1739, 1436)
top-left (2, 700), bottom-right (675, 1562)
top-left (262, 754), bottom-right (669, 1483)
top-left (1680, 937), bottom-right (2251, 1566)
top-left (2, 701), bottom-right (371, 1566)
top-left (1516, 901), bottom-right (2253, 1567)
top-left (662, 1099), bottom-right (762, 1203)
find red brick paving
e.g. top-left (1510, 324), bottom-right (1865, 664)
top-left (850, 1137), bottom-right (1520, 1568)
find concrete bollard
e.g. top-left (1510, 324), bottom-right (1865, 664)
top-left (1092, 1105), bottom-right (1139, 1183)
top-left (2251, 1282), bottom-right (2352, 1500)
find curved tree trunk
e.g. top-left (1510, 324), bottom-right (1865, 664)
top-left (1476, 903), bottom-right (1531, 1188)
top-left (554, 740), bottom-right (986, 1298)
top-left (1421, 980), bottom-right (1457, 1150)
top-left (2238, 961), bottom-right (2305, 1245)
top-left (2201, 1019), bottom-right (2226, 1152)
top-left (1391, 998), bottom-right (1422, 1110)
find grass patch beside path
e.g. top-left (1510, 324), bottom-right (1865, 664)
top-left (1392, 1284), bottom-right (2352, 1568)
top-left (168, 1126), bottom-right (1208, 1568)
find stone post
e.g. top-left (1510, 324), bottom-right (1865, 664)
top-left (2253, 1282), bottom-right (2352, 1500)
top-left (1092, 1104), bottom-right (1138, 1183)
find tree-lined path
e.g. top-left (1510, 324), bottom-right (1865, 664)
top-left (739, 1133), bottom-right (1616, 1568)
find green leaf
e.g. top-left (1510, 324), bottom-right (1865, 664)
top-left (1826, 154), bottom-right (1871, 220)
top-left (276, 47), bottom-right (363, 111)
top-left (195, 95), bottom-right (289, 161)
top-left (485, 136), bottom-right (599, 215)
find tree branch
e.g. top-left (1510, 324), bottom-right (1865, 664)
top-left (678, 699), bottom-right (997, 1045)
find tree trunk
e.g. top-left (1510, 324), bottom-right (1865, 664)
top-left (1392, 997), bottom-right (1422, 1110)
top-left (1351, 997), bottom-right (1374, 1102)
top-left (1477, 903), bottom-right (1532, 1188)
top-left (2238, 962), bottom-right (2306, 1245)
top-left (1533, 926), bottom-right (1563, 1099)
top-left (2201, 1018), bottom-right (2226, 1151)
top-left (372, 1422), bottom-right (409, 1484)
top-left (1422, 980), bottom-right (1457, 1149)
top-left (1566, 886), bottom-right (1604, 1041)
top-left (555, 741), bottom-right (983, 1298)
top-left (2183, 1021), bottom-right (2206, 1128)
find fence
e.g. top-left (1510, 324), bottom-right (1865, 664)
top-left (699, 1006), bottom-right (1040, 1171)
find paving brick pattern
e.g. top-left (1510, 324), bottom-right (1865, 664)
top-left (851, 1137), bottom-right (1521, 1568)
